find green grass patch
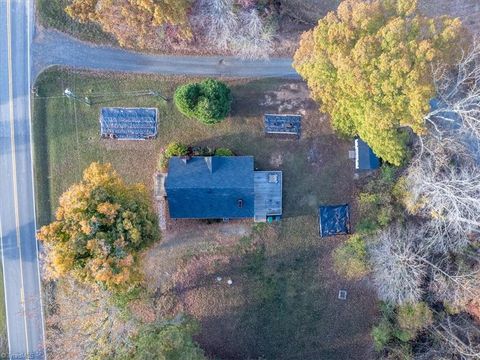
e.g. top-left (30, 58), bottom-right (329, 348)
top-left (0, 263), bottom-right (8, 355)
top-left (37, 0), bottom-right (114, 44)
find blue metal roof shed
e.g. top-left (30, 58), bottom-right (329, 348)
top-left (100, 107), bottom-right (157, 140)
top-left (355, 138), bottom-right (380, 170)
top-left (319, 204), bottom-right (350, 237)
top-left (165, 156), bottom-right (255, 219)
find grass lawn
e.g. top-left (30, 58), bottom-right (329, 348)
top-left (34, 68), bottom-right (377, 359)
top-left (0, 263), bottom-right (8, 355)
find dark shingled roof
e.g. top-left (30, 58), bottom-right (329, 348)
top-left (165, 156), bottom-right (255, 219)
top-left (100, 107), bottom-right (157, 140)
top-left (319, 204), bottom-right (350, 237)
top-left (264, 114), bottom-right (301, 136)
top-left (355, 138), bottom-right (380, 170)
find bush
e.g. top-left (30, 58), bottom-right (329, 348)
top-left (118, 317), bottom-right (206, 360)
top-left (372, 319), bottom-right (392, 352)
top-left (174, 79), bottom-right (232, 124)
top-left (396, 302), bottom-right (433, 338)
top-left (333, 234), bottom-right (369, 280)
top-left (214, 147), bottom-right (234, 156)
top-left (158, 142), bottom-right (189, 170)
top-left (164, 142), bottom-right (189, 158)
top-left (356, 165), bottom-right (401, 233)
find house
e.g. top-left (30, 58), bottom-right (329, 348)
top-left (355, 138), bottom-right (380, 170)
top-left (100, 107), bottom-right (157, 140)
top-left (164, 156), bottom-right (282, 222)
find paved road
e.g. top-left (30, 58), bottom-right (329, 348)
top-left (0, 0), bottom-right (46, 359)
top-left (32, 29), bottom-right (299, 79)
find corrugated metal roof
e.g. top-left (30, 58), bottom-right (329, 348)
top-left (264, 114), bottom-right (301, 136)
top-left (100, 107), bottom-right (157, 140)
top-left (165, 156), bottom-right (255, 219)
top-left (355, 138), bottom-right (380, 170)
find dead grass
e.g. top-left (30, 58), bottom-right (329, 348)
top-left (35, 69), bottom-right (377, 359)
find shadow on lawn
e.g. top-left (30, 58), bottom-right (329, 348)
top-left (32, 96), bottom-right (53, 226)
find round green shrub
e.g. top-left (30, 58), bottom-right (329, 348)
top-left (174, 79), bottom-right (232, 124)
top-left (214, 148), bottom-right (234, 156)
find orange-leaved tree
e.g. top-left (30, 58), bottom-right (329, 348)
top-left (38, 162), bottom-right (158, 291)
top-left (293, 0), bottom-right (463, 165)
top-left (65, 0), bottom-right (192, 48)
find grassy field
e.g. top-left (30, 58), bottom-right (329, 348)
top-left (34, 69), bottom-right (377, 359)
top-left (0, 264), bottom-right (8, 356)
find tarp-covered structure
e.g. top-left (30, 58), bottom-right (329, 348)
top-left (264, 114), bottom-right (301, 138)
top-left (319, 204), bottom-right (350, 237)
top-left (100, 107), bottom-right (157, 140)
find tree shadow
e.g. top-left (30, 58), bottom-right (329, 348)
top-left (173, 244), bottom-right (377, 360)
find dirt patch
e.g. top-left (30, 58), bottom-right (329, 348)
top-left (269, 152), bottom-right (284, 167)
top-left (141, 220), bottom-right (251, 293)
top-left (260, 82), bottom-right (315, 115)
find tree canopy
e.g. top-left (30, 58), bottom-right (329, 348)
top-left (174, 79), bottom-right (232, 125)
top-left (293, 0), bottom-right (463, 165)
top-left (38, 162), bottom-right (158, 291)
top-left (65, 0), bottom-right (192, 48)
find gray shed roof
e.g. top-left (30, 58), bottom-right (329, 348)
top-left (165, 156), bottom-right (255, 219)
top-left (100, 107), bottom-right (157, 140)
top-left (254, 171), bottom-right (282, 221)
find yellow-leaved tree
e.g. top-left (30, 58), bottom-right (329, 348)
top-left (65, 0), bottom-right (192, 48)
top-left (38, 162), bottom-right (158, 291)
top-left (293, 0), bottom-right (463, 165)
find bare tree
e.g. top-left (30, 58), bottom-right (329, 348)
top-left (370, 224), bottom-right (428, 305)
top-left (429, 255), bottom-right (480, 311)
top-left (232, 9), bottom-right (274, 59)
top-left (431, 314), bottom-right (480, 359)
top-left (193, 0), bottom-right (273, 59)
top-left (405, 138), bottom-right (480, 246)
top-left (426, 39), bottom-right (480, 146)
top-left (194, 0), bottom-right (238, 51)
